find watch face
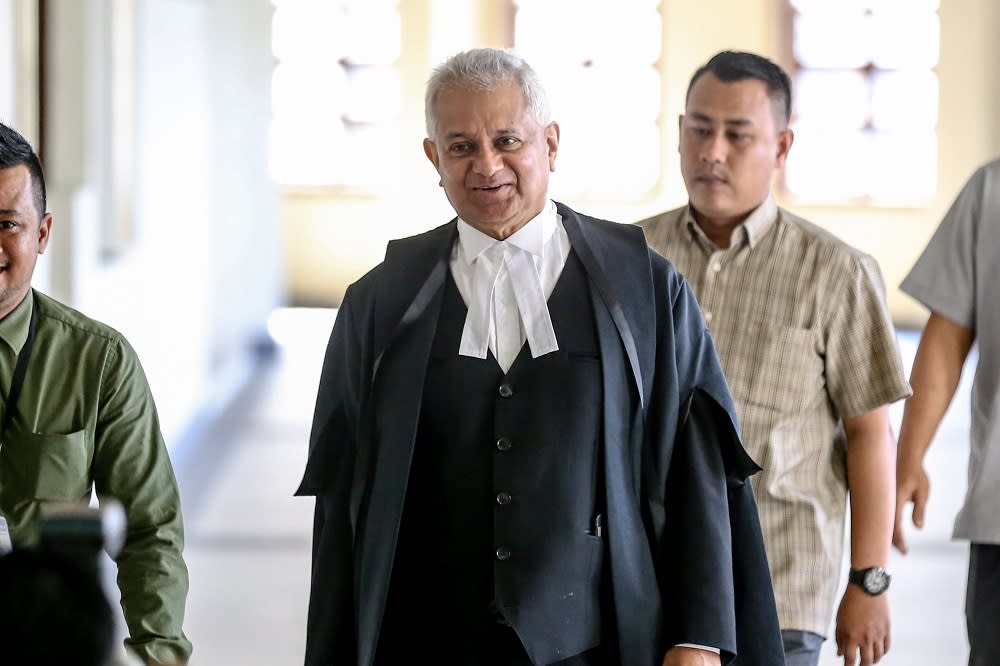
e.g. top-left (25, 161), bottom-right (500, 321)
top-left (863, 567), bottom-right (890, 594)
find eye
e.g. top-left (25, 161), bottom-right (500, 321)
top-left (728, 131), bottom-right (752, 143)
top-left (496, 136), bottom-right (520, 149)
top-left (0, 220), bottom-right (17, 231)
top-left (448, 142), bottom-right (473, 155)
top-left (689, 126), bottom-right (712, 137)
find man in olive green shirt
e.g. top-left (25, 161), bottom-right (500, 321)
top-left (0, 123), bottom-right (190, 663)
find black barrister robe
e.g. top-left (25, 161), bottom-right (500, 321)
top-left (296, 203), bottom-right (784, 666)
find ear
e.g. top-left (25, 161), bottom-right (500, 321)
top-left (677, 114), bottom-right (685, 153)
top-left (775, 127), bottom-right (794, 169)
top-left (424, 138), bottom-right (441, 172)
top-left (36, 213), bottom-right (53, 254)
top-left (545, 122), bottom-right (560, 172)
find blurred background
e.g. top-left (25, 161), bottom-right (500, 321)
top-left (0, 0), bottom-right (992, 663)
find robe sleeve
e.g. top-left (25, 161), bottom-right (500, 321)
top-left (296, 280), bottom-right (374, 666)
top-left (653, 274), bottom-right (784, 665)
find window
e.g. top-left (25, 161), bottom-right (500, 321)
top-left (268, 0), bottom-right (401, 189)
top-left (511, 0), bottom-right (663, 200)
top-left (784, 0), bottom-right (939, 206)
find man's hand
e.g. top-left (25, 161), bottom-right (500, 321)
top-left (893, 456), bottom-right (930, 554)
top-left (835, 585), bottom-right (890, 666)
top-left (661, 646), bottom-right (721, 666)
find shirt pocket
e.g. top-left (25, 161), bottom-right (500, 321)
top-left (3, 429), bottom-right (90, 501)
top-left (745, 325), bottom-right (824, 414)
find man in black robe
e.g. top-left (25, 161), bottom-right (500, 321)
top-left (296, 47), bottom-right (783, 666)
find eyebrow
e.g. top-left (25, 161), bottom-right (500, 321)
top-left (442, 127), bottom-right (522, 141)
top-left (688, 112), bottom-right (753, 127)
top-left (0, 208), bottom-right (23, 216)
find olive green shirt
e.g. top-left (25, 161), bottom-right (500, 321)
top-left (0, 290), bottom-right (191, 663)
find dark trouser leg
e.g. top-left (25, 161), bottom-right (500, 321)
top-left (487, 622), bottom-right (613, 666)
top-left (966, 542), bottom-right (1000, 666)
top-left (781, 629), bottom-right (824, 666)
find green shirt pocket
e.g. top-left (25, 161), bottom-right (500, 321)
top-left (3, 429), bottom-right (90, 501)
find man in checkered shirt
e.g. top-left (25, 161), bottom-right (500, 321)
top-left (638, 51), bottom-right (911, 666)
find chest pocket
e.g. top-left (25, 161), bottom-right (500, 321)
top-left (2, 429), bottom-right (90, 501)
top-left (745, 325), bottom-right (825, 414)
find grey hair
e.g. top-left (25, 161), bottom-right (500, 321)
top-left (424, 48), bottom-right (553, 139)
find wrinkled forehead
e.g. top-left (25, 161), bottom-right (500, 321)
top-left (430, 82), bottom-right (533, 133)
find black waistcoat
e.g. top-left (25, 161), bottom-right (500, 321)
top-left (377, 250), bottom-right (605, 665)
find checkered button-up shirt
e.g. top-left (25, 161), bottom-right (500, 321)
top-left (639, 195), bottom-right (911, 635)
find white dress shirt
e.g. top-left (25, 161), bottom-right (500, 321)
top-left (450, 200), bottom-right (570, 373)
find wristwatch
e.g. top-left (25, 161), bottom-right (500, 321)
top-left (848, 566), bottom-right (891, 596)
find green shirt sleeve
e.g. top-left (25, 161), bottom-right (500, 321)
top-left (92, 335), bottom-right (192, 664)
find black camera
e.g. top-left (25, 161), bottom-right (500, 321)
top-left (0, 500), bottom-right (129, 666)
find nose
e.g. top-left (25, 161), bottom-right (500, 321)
top-left (701, 131), bottom-right (726, 165)
top-left (472, 145), bottom-right (503, 177)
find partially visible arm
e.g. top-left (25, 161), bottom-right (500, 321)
top-left (893, 312), bottom-right (975, 554)
top-left (92, 338), bottom-right (191, 665)
top-left (662, 646), bottom-right (721, 665)
top-left (298, 284), bottom-right (370, 666)
top-left (835, 405), bottom-right (895, 666)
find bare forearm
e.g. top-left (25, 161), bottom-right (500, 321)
top-left (897, 312), bottom-right (974, 467)
top-left (844, 407), bottom-right (895, 568)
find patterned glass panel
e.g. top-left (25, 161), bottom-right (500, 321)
top-left (513, 0), bottom-right (663, 200)
top-left (269, 0), bottom-right (401, 188)
top-left (786, 0), bottom-right (939, 205)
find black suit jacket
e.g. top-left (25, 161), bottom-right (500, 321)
top-left (296, 203), bottom-right (784, 666)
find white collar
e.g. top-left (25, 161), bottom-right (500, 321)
top-left (452, 200), bottom-right (564, 372)
top-left (457, 200), bottom-right (558, 263)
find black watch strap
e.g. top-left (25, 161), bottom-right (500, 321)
top-left (849, 566), bottom-right (891, 595)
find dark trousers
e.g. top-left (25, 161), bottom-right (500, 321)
top-left (781, 629), bottom-right (824, 666)
top-left (374, 620), bottom-right (610, 666)
top-left (966, 543), bottom-right (1000, 666)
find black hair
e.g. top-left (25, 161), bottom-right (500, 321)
top-left (0, 122), bottom-right (47, 218)
top-left (0, 549), bottom-right (115, 665)
top-left (687, 51), bottom-right (793, 127)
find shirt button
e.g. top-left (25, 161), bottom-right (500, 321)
top-left (496, 437), bottom-right (512, 451)
top-left (496, 492), bottom-right (512, 505)
top-left (704, 311), bottom-right (713, 323)
top-left (498, 383), bottom-right (513, 398)
top-left (712, 261), bottom-right (722, 272)
top-left (496, 547), bottom-right (512, 561)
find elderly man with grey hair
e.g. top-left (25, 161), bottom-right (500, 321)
top-left (297, 47), bottom-right (783, 666)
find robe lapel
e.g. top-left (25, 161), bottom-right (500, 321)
top-left (559, 203), bottom-right (654, 410)
top-left (559, 203), bottom-right (665, 665)
top-left (355, 221), bottom-right (456, 666)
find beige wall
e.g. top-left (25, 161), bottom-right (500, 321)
top-left (283, 0), bottom-right (1000, 329)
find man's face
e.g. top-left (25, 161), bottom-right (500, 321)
top-left (0, 165), bottom-right (51, 319)
top-left (679, 72), bottom-right (793, 228)
top-left (424, 81), bottom-right (559, 240)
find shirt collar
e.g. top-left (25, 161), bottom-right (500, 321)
top-left (0, 290), bottom-right (34, 355)
top-left (685, 193), bottom-right (779, 250)
top-left (457, 199), bottom-right (557, 264)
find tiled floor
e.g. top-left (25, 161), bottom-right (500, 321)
top-left (173, 311), bottom-right (974, 665)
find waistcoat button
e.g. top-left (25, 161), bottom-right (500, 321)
top-left (496, 492), bottom-right (512, 505)
top-left (498, 383), bottom-right (513, 398)
top-left (496, 437), bottom-right (512, 451)
top-left (496, 547), bottom-right (511, 561)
